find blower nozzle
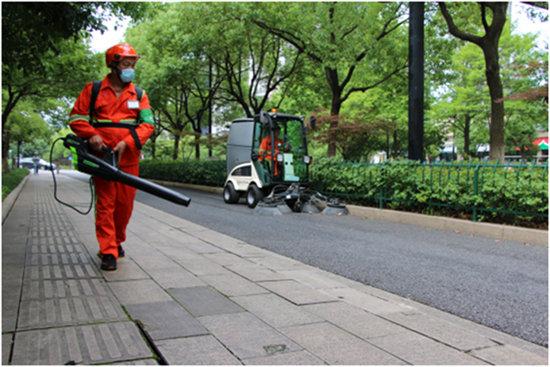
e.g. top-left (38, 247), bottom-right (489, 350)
top-left (62, 134), bottom-right (191, 207)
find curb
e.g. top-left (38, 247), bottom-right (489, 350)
top-left (347, 205), bottom-right (548, 246)
top-left (2, 174), bottom-right (30, 224)
top-left (144, 179), bottom-right (548, 246)
top-left (147, 179), bottom-right (224, 195)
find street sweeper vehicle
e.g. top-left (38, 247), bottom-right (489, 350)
top-left (223, 110), bottom-right (347, 215)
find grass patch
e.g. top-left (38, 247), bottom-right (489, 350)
top-left (2, 169), bottom-right (29, 201)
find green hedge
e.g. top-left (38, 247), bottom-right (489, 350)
top-left (2, 168), bottom-right (29, 201)
top-left (139, 160), bottom-right (226, 187)
top-left (310, 158), bottom-right (548, 228)
top-left (138, 158), bottom-right (548, 228)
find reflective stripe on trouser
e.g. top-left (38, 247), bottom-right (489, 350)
top-left (93, 165), bottom-right (138, 259)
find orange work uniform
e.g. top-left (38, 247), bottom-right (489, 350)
top-left (69, 75), bottom-right (154, 259)
top-left (258, 136), bottom-right (285, 176)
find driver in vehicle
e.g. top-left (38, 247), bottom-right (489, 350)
top-left (258, 125), bottom-right (290, 177)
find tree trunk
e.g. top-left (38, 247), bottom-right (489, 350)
top-left (195, 134), bottom-right (200, 160)
top-left (392, 130), bottom-right (399, 158)
top-left (172, 135), bottom-right (180, 160)
top-left (2, 120), bottom-right (11, 174)
top-left (326, 67), bottom-right (342, 158)
top-left (438, 2), bottom-right (508, 163)
top-left (328, 95), bottom-right (341, 157)
top-left (483, 43), bottom-right (505, 162)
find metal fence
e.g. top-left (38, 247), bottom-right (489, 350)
top-left (310, 160), bottom-right (549, 223)
top-left (141, 159), bottom-right (548, 224)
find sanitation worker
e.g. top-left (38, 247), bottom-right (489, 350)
top-left (258, 125), bottom-right (290, 177)
top-left (68, 44), bottom-right (154, 271)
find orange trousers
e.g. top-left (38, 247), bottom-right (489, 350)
top-left (93, 165), bottom-right (138, 259)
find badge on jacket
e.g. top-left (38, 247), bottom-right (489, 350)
top-left (127, 100), bottom-right (140, 109)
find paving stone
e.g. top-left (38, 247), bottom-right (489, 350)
top-left (233, 293), bottom-right (323, 328)
top-left (219, 243), bottom-right (274, 258)
top-left (302, 301), bottom-right (409, 340)
top-left (23, 263), bottom-right (102, 282)
top-left (279, 322), bottom-right (406, 365)
top-left (383, 312), bottom-right (497, 352)
top-left (11, 322), bottom-right (152, 365)
top-left (125, 301), bottom-right (208, 341)
top-left (144, 266), bottom-right (207, 289)
top-left (17, 295), bottom-right (127, 330)
top-left (247, 255), bottom-right (310, 272)
top-left (368, 329), bottom-right (488, 365)
top-left (25, 252), bottom-right (92, 267)
top-left (182, 241), bottom-right (225, 254)
top-left (202, 252), bottom-right (257, 267)
top-left (225, 263), bottom-right (288, 282)
top-left (469, 344), bottom-right (549, 365)
top-left (21, 278), bottom-right (111, 301)
top-left (112, 359), bottom-right (159, 365)
top-left (258, 280), bottom-right (337, 305)
top-left (108, 280), bottom-right (173, 305)
top-left (130, 253), bottom-right (183, 271)
top-left (186, 230), bottom-right (243, 248)
top-left (2, 333), bottom-right (12, 365)
top-left (2, 282), bottom-right (23, 333)
top-left (320, 287), bottom-right (414, 315)
top-left (157, 335), bottom-right (242, 365)
top-left (200, 273), bottom-right (270, 297)
top-left (171, 255), bottom-right (232, 277)
top-left (169, 286), bottom-right (243, 317)
top-left (99, 258), bottom-right (151, 282)
top-left (278, 269), bottom-right (348, 289)
top-left (2, 234), bottom-right (27, 332)
top-left (198, 312), bottom-right (303, 360)
top-left (242, 350), bottom-right (325, 365)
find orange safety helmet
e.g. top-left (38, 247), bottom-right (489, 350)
top-left (105, 44), bottom-right (140, 68)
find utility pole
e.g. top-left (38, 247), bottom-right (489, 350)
top-left (208, 60), bottom-right (213, 158)
top-left (408, 2), bottom-right (425, 162)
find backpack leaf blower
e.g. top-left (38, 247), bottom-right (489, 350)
top-left (51, 134), bottom-right (191, 214)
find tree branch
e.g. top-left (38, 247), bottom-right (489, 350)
top-left (341, 63), bottom-right (407, 102)
top-left (438, 2), bottom-right (483, 45)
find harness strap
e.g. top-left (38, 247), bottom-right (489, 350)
top-left (88, 81), bottom-right (144, 150)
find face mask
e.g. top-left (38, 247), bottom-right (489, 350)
top-left (119, 68), bottom-right (135, 83)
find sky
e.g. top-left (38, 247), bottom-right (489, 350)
top-left (90, 3), bottom-right (548, 53)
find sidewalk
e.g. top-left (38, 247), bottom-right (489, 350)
top-left (2, 173), bottom-right (548, 365)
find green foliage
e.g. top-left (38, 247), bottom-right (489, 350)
top-left (139, 160), bottom-right (226, 187)
top-left (310, 158), bottom-right (548, 228)
top-left (2, 168), bottom-right (29, 201)
top-left (2, 2), bottom-right (150, 72)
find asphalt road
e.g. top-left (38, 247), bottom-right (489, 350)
top-left (61, 171), bottom-right (549, 347)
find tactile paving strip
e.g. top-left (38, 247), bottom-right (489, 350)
top-left (17, 295), bottom-right (128, 330)
top-left (11, 322), bottom-right (153, 365)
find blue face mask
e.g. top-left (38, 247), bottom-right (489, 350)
top-left (119, 68), bottom-right (135, 83)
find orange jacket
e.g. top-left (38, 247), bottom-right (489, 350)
top-left (69, 75), bottom-right (154, 168)
top-left (258, 136), bottom-right (284, 161)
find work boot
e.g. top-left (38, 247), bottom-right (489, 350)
top-left (118, 246), bottom-right (125, 258)
top-left (100, 254), bottom-right (117, 271)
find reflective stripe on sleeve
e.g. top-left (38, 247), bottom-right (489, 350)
top-left (69, 115), bottom-right (90, 123)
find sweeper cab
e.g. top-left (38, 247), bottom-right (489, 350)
top-left (223, 110), bottom-right (347, 215)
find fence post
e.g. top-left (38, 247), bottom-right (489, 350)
top-left (379, 162), bottom-right (386, 209)
top-left (473, 163), bottom-right (480, 222)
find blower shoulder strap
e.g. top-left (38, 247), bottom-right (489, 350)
top-left (89, 81), bottom-right (145, 150)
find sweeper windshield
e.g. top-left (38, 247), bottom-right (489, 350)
top-left (252, 115), bottom-right (310, 186)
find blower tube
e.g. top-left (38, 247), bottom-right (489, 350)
top-left (61, 134), bottom-right (191, 207)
